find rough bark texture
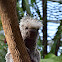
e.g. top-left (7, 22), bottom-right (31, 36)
top-left (42, 0), bottom-right (47, 58)
top-left (0, 0), bottom-right (31, 62)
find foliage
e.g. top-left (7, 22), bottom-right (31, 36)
top-left (0, 17), bottom-right (3, 30)
top-left (58, 1), bottom-right (62, 4)
top-left (16, 1), bottom-right (24, 21)
top-left (37, 36), bottom-right (44, 58)
top-left (50, 20), bottom-right (62, 55)
top-left (37, 36), bottom-right (42, 47)
top-left (44, 53), bottom-right (56, 59)
top-left (41, 56), bottom-right (62, 62)
top-left (31, 0), bottom-right (36, 5)
top-left (22, 0), bottom-right (32, 16)
top-left (0, 34), bottom-right (7, 62)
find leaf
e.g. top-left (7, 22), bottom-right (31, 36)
top-left (31, 0), bottom-right (36, 4)
top-left (24, 0), bottom-right (32, 16)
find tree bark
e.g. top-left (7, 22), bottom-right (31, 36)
top-left (42, 0), bottom-right (47, 58)
top-left (0, 0), bottom-right (31, 62)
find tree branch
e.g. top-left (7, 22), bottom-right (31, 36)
top-left (0, 0), bottom-right (31, 62)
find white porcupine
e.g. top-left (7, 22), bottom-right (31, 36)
top-left (5, 16), bottom-right (42, 62)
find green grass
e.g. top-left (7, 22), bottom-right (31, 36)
top-left (40, 56), bottom-right (62, 62)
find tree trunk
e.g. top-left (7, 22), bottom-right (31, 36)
top-left (42, 0), bottom-right (47, 58)
top-left (0, 0), bottom-right (31, 62)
